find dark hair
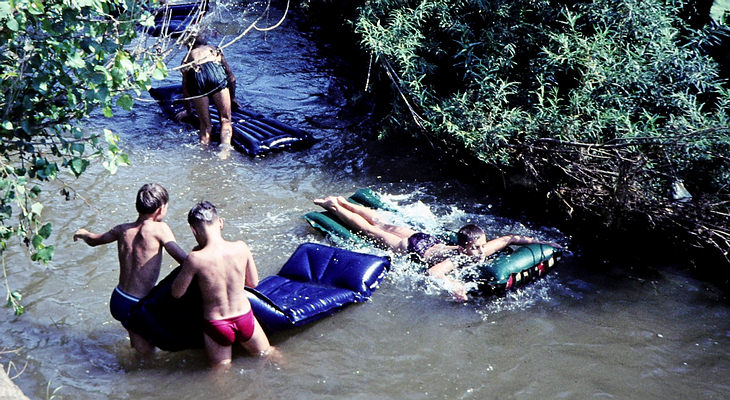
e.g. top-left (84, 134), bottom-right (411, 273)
top-left (136, 183), bottom-right (169, 215)
top-left (192, 33), bottom-right (208, 48)
top-left (188, 201), bottom-right (218, 228)
top-left (457, 224), bottom-right (485, 247)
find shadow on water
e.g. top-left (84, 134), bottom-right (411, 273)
top-left (2, 3), bottom-right (730, 400)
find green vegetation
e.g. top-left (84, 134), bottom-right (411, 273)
top-left (303, 0), bottom-right (730, 264)
top-left (0, 0), bottom-right (167, 314)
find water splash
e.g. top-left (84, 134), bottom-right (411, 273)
top-left (474, 274), bottom-right (561, 318)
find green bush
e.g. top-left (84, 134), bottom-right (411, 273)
top-left (305, 0), bottom-right (730, 260)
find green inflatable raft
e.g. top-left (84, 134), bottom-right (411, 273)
top-left (303, 189), bottom-right (561, 296)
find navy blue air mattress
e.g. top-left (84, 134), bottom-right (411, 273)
top-left (149, 84), bottom-right (316, 156)
top-left (125, 243), bottom-right (390, 352)
top-left (150, 2), bottom-right (207, 37)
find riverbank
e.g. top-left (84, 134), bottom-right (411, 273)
top-left (0, 366), bottom-right (30, 400)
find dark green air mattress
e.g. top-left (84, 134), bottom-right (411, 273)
top-left (303, 189), bottom-right (561, 296)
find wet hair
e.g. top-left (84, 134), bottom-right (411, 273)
top-left (457, 224), bottom-right (485, 247)
top-left (188, 201), bottom-right (218, 228)
top-left (191, 33), bottom-right (209, 48)
top-left (135, 183), bottom-right (169, 215)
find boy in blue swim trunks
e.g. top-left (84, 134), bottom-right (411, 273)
top-left (74, 183), bottom-right (188, 354)
top-left (314, 196), bottom-right (560, 301)
top-left (171, 201), bottom-right (273, 368)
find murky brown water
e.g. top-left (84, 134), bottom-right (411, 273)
top-left (2, 3), bottom-right (729, 399)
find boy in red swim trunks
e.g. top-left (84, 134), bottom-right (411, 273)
top-left (74, 183), bottom-right (188, 354)
top-left (171, 201), bottom-right (273, 367)
top-left (314, 196), bottom-right (560, 301)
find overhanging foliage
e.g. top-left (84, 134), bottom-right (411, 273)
top-left (0, 0), bottom-right (167, 314)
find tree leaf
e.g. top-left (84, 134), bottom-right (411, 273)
top-left (30, 202), bottom-right (43, 216)
top-left (70, 142), bottom-right (85, 155)
top-left (69, 158), bottom-right (89, 177)
top-left (117, 93), bottom-right (134, 110)
top-left (6, 17), bottom-right (19, 32)
top-left (66, 51), bottom-right (85, 69)
top-left (31, 234), bottom-right (43, 249)
top-left (38, 223), bottom-right (52, 239)
top-left (32, 245), bottom-right (54, 263)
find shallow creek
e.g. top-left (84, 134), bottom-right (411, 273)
top-left (2, 3), bottom-right (729, 399)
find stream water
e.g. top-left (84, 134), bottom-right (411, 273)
top-left (2, 3), bottom-right (729, 399)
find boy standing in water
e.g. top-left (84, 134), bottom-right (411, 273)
top-left (74, 183), bottom-right (187, 354)
top-left (175, 33), bottom-right (237, 159)
top-left (314, 196), bottom-right (560, 301)
top-left (171, 201), bottom-right (273, 368)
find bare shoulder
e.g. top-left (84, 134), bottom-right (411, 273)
top-left (222, 240), bottom-right (250, 260)
top-left (112, 222), bottom-right (137, 235)
top-left (140, 220), bottom-right (172, 236)
top-left (184, 250), bottom-right (205, 270)
top-left (233, 240), bottom-right (251, 253)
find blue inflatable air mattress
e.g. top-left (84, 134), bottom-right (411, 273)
top-left (149, 2), bottom-right (207, 37)
top-left (149, 84), bottom-right (316, 156)
top-left (125, 243), bottom-right (390, 351)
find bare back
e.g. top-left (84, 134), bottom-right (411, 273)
top-left (115, 220), bottom-right (169, 298)
top-left (186, 240), bottom-right (255, 320)
top-left (183, 45), bottom-right (222, 69)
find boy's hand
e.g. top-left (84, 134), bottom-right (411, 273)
top-left (174, 109), bottom-right (189, 121)
top-left (73, 229), bottom-right (89, 242)
top-left (441, 277), bottom-right (468, 302)
top-left (452, 285), bottom-right (468, 302)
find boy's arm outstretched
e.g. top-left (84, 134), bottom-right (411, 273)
top-left (242, 242), bottom-right (259, 288)
top-left (164, 241), bottom-right (187, 265)
top-left (427, 259), bottom-right (468, 302)
top-left (175, 64), bottom-right (194, 121)
top-left (171, 257), bottom-right (196, 299)
top-left (73, 227), bottom-right (118, 246)
top-left (158, 223), bottom-right (187, 265)
top-left (483, 234), bottom-right (562, 258)
top-left (220, 52), bottom-right (237, 100)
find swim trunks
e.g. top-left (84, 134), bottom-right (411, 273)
top-left (407, 232), bottom-right (442, 260)
top-left (186, 60), bottom-right (227, 97)
top-left (110, 286), bottom-right (141, 328)
top-left (204, 310), bottom-right (256, 346)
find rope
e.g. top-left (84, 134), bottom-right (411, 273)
top-left (134, 2), bottom-right (293, 107)
top-left (219, 0), bottom-right (291, 51)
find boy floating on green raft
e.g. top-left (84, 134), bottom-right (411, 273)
top-left (312, 194), bottom-right (563, 302)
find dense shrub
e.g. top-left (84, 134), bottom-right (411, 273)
top-left (302, 0), bottom-right (730, 262)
